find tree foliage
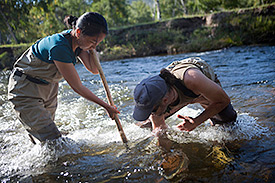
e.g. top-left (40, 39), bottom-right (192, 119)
top-left (0, 0), bottom-right (33, 43)
top-left (0, 0), bottom-right (272, 44)
top-left (128, 0), bottom-right (153, 24)
top-left (91, 0), bottom-right (129, 27)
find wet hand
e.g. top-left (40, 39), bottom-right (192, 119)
top-left (176, 115), bottom-right (197, 132)
top-left (106, 105), bottom-right (120, 120)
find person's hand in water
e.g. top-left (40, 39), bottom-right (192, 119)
top-left (153, 127), bottom-right (175, 152)
top-left (176, 115), bottom-right (197, 132)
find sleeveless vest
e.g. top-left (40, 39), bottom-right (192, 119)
top-left (163, 57), bottom-right (218, 108)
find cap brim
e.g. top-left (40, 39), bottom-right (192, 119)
top-left (133, 105), bottom-right (153, 121)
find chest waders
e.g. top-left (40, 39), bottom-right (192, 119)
top-left (8, 33), bottom-right (81, 143)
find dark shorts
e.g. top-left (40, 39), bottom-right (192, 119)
top-left (210, 103), bottom-right (237, 125)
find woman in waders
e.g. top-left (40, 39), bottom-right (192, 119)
top-left (8, 12), bottom-right (119, 143)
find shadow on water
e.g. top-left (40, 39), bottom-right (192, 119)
top-left (0, 46), bottom-right (274, 182)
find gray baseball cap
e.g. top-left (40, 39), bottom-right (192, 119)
top-left (133, 75), bottom-right (168, 121)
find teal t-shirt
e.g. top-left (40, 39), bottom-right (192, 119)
top-left (31, 29), bottom-right (79, 65)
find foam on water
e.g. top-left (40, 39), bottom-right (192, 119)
top-left (55, 95), bottom-right (151, 145)
top-left (0, 81), bottom-right (153, 181)
top-left (167, 107), bottom-right (270, 144)
top-left (0, 99), bottom-right (83, 180)
top-left (1, 45), bottom-right (274, 181)
top-left (1, 87), bottom-right (270, 181)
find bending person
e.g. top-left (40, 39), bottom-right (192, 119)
top-left (8, 12), bottom-right (119, 142)
top-left (133, 57), bottom-right (237, 132)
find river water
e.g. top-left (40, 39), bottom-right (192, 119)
top-left (0, 46), bottom-right (274, 182)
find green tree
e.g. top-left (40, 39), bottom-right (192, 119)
top-left (28, 0), bottom-right (91, 41)
top-left (58, 0), bottom-right (91, 17)
top-left (219, 0), bottom-right (267, 10)
top-left (28, 0), bottom-right (65, 40)
top-left (185, 0), bottom-right (204, 14)
top-left (159, 0), bottom-right (189, 19)
top-left (128, 0), bottom-right (153, 24)
top-left (0, 0), bottom-right (61, 44)
top-left (0, 0), bottom-right (32, 44)
top-left (91, 0), bottom-right (129, 27)
top-left (198, 0), bottom-right (221, 13)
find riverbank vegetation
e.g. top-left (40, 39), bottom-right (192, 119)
top-left (99, 3), bottom-right (275, 60)
top-left (0, 0), bottom-right (274, 69)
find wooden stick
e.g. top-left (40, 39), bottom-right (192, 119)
top-left (91, 49), bottom-right (128, 145)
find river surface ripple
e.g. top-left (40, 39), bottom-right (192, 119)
top-left (0, 45), bottom-right (274, 182)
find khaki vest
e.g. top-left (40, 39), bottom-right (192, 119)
top-left (166, 57), bottom-right (217, 108)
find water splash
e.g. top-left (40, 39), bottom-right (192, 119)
top-left (0, 136), bottom-right (81, 180)
top-left (0, 46), bottom-right (274, 182)
top-left (166, 107), bottom-right (270, 144)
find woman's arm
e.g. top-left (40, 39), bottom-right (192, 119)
top-left (177, 69), bottom-right (230, 131)
top-left (54, 60), bottom-right (119, 119)
top-left (78, 50), bottom-right (99, 74)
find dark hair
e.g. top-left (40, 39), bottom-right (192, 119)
top-left (159, 68), bottom-right (177, 87)
top-left (160, 68), bottom-right (199, 98)
top-left (64, 12), bottom-right (108, 37)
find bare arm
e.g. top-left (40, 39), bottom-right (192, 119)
top-left (54, 60), bottom-right (119, 119)
top-left (177, 68), bottom-right (230, 131)
top-left (78, 50), bottom-right (99, 74)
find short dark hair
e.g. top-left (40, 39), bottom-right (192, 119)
top-left (64, 12), bottom-right (108, 37)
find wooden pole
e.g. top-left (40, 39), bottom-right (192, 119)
top-left (90, 49), bottom-right (128, 145)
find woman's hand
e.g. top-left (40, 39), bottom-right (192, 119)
top-left (176, 115), bottom-right (197, 132)
top-left (105, 105), bottom-right (120, 120)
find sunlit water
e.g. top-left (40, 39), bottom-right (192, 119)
top-left (0, 46), bottom-right (274, 182)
